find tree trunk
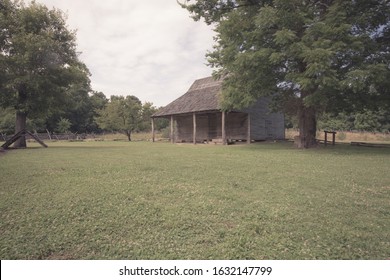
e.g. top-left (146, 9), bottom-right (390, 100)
top-left (13, 111), bottom-right (27, 148)
top-left (297, 106), bottom-right (317, 149)
top-left (126, 130), bottom-right (132, 141)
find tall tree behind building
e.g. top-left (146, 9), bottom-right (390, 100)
top-left (181, 0), bottom-right (390, 148)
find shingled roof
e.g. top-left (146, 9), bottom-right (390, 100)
top-left (152, 76), bottom-right (222, 117)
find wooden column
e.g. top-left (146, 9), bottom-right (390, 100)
top-left (151, 118), bottom-right (155, 142)
top-left (222, 111), bottom-right (227, 145)
top-left (206, 115), bottom-right (210, 144)
top-left (170, 115), bottom-right (174, 144)
top-left (193, 113), bottom-right (197, 144)
top-left (247, 113), bottom-right (251, 144)
top-left (324, 131), bottom-right (328, 146)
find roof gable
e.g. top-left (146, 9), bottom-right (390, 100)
top-left (153, 77), bottom-right (222, 117)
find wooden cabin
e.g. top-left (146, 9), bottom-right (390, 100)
top-left (151, 76), bottom-right (285, 144)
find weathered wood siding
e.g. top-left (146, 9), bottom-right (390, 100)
top-left (195, 115), bottom-right (210, 141)
top-left (226, 112), bottom-right (247, 140)
top-left (175, 114), bottom-right (212, 142)
top-left (172, 97), bottom-right (284, 143)
top-left (175, 115), bottom-right (191, 142)
top-left (243, 98), bottom-right (285, 140)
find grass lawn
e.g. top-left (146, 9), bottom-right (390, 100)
top-left (0, 141), bottom-right (389, 259)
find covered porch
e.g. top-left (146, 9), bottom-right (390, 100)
top-left (152, 111), bottom-right (251, 144)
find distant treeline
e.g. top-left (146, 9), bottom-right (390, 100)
top-left (286, 109), bottom-right (390, 133)
top-left (0, 92), bottom-right (169, 138)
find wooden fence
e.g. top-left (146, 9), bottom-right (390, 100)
top-left (0, 132), bottom-right (89, 141)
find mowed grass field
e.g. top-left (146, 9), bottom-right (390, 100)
top-left (0, 141), bottom-right (389, 259)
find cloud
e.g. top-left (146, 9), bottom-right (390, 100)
top-left (33, 0), bottom-right (215, 106)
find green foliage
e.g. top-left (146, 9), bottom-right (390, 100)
top-left (0, 0), bottom-right (90, 139)
top-left (0, 107), bottom-right (15, 134)
top-left (26, 116), bottom-right (46, 132)
top-left (318, 109), bottom-right (390, 133)
top-left (62, 85), bottom-right (94, 133)
top-left (178, 0), bottom-right (238, 25)
top-left (95, 96), bottom-right (166, 139)
top-left (0, 106), bottom-right (47, 133)
top-left (138, 102), bottom-right (156, 132)
top-left (86, 91), bottom-right (108, 132)
top-left (318, 113), bottom-right (354, 131)
top-left (183, 0), bottom-right (390, 147)
top-left (139, 103), bottom-right (170, 132)
top-left (56, 117), bottom-right (71, 133)
top-left (154, 116), bottom-right (169, 131)
top-left (89, 91), bottom-right (108, 111)
top-left (0, 141), bottom-right (389, 259)
top-left (96, 95), bottom-right (143, 141)
top-left (354, 110), bottom-right (382, 132)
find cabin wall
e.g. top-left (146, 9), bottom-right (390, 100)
top-left (175, 113), bottom-right (250, 142)
top-left (175, 114), bottom-right (213, 142)
top-left (170, 97), bottom-right (285, 143)
top-left (175, 115), bottom-right (192, 142)
top-left (195, 115), bottom-right (209, 141)
top-left (243, 98), bottom-right (285, 140)
top-left (226, 112), bottom-right (248, 140)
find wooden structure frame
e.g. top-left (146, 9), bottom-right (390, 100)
top-left (152, 77), bottom-right (285, 144)
top-left (1, 129), bottom-right (48, 149)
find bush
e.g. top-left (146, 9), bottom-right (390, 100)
top-left (56, 118), bottom-right (72, 133)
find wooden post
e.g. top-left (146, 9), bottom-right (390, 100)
top-left (206, 115), bottom-right (210, 144)
top-left (193, 113), bottom-right (197, 144)
top-left (46, 129), bottom-right (52, 140)
top-left (151, 118), bottom-right (155, 142)
top-left (324, 131), bottom-right (337, 146)
top-left (247, 113), bottom-right (251, 144)
top-left (170, 115), bottom-right (174, 144)
top-left (26, 130), bottom-right (48, 148)
top-left (324, 131), bottom-right (328, 146)
top-left (222, 111), bottom-right (227, 145)
top-left (1, 129), bottom-right (47, 149)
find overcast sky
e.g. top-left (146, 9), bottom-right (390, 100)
top-left (33, 0), bottom-right (215, 107)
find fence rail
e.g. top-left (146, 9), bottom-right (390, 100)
top-left (0, 132), bottom-right (93, 141)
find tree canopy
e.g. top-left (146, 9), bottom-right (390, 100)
top-left (0, 0), bottom-right (90, 147)
top-left (96, 95), bottom-right (143, 141)
top-left (95, 95), bottom-right (164, 141)
top-left (0, 1), bottom-right (167, 143)
top-left (181, 0), bottom-right (390, 148)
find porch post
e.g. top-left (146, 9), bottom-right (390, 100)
top-left (193, 113), bottom-right (197, 144)
top-left (151, 118), bottom-right (155, 142)
top-left (222, 111), bottom-right (227, 145)
top-left (247, 113), bottom-right (251, 144)
top-left (170, 115), bottom-right (174, 144)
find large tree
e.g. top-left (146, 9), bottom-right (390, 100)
top-left (181, 0), bottom-right (390, 148)
top-left (96, 95), bottom-right (143, 141)
top-left (0, 0), bottom-right (90, 147)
